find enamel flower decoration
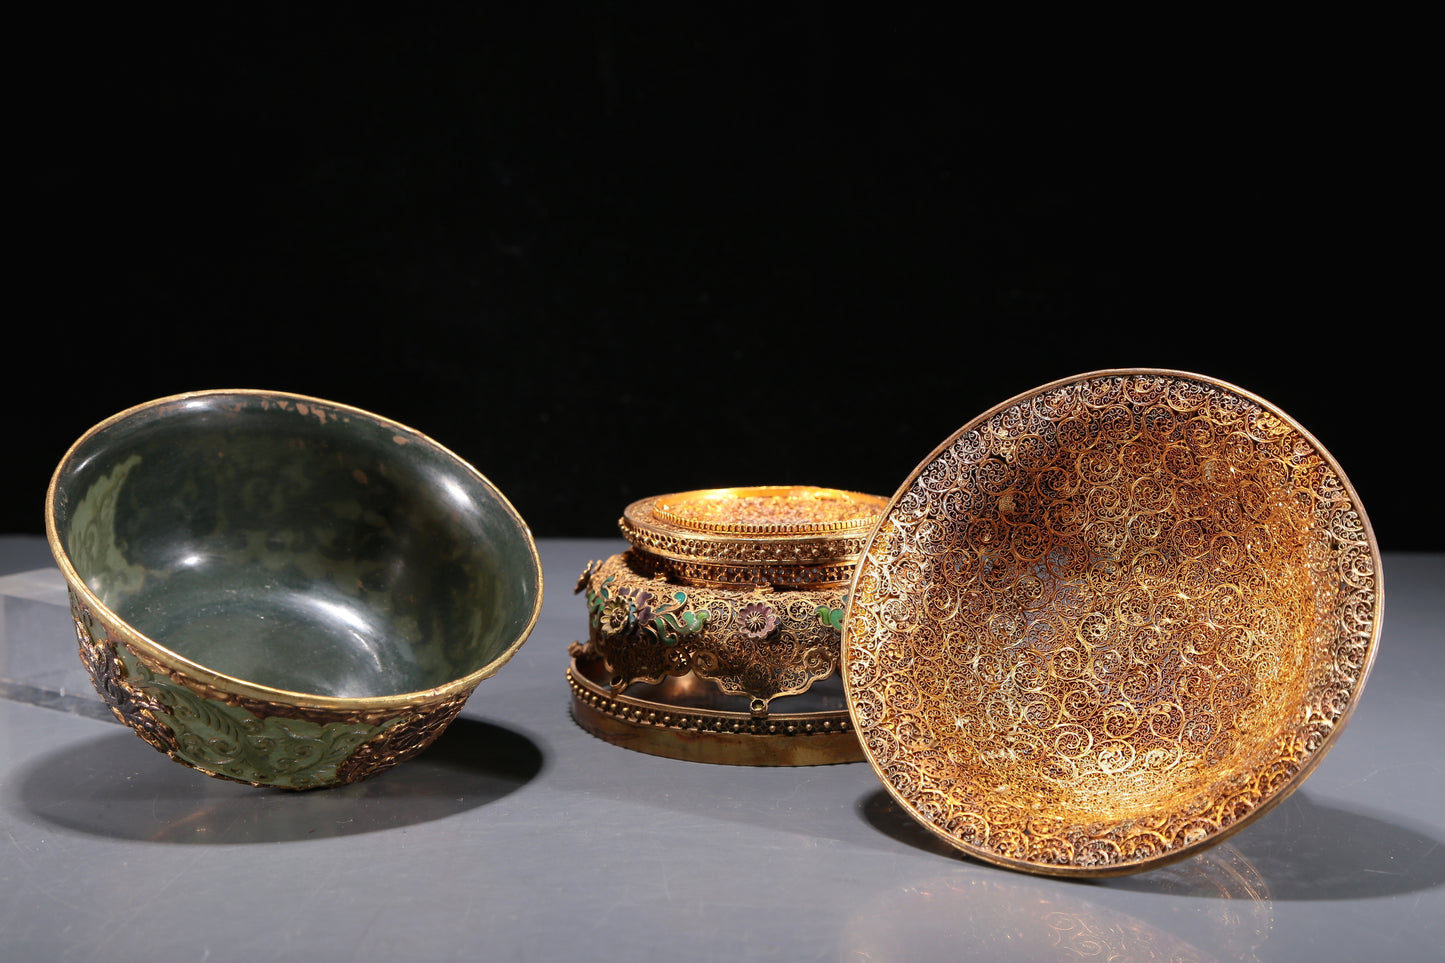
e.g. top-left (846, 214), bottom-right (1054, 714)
top-left (738, 601), bottom-right (778, 640)
top-left (574, 559), bottom-right (603, 595)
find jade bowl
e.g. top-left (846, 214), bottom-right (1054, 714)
top-left (45, 389), bottom-right (544, 789)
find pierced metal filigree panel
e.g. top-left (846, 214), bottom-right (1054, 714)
top-left (579, 553), bottom-right (847, 709)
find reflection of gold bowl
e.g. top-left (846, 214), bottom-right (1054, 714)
top-left (840, 844), bottom-right (1272, 962)
top-left (47, 390), bottom-right (543, 789)
top-left (844, 370), bottom-right (1383, 875)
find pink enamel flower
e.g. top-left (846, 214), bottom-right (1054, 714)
top-left (738, 601), bottom-right (778, 640)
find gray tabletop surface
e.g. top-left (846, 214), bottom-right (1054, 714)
top-left (2, 535), bottom-right (1442, 962)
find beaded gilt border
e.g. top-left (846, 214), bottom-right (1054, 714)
top-left (566, 661), bottom-right (853, 739)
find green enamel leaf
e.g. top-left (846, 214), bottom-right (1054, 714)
top-left (816, 601), bottom-right (845, 633)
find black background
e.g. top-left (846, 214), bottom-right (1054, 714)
top-left (15, 9), bottom-right (1433, 551)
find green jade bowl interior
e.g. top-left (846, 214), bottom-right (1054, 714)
top-left (49, 392), bottom-right (542, 700)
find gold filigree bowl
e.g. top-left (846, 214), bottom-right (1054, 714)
top-left (46, 389), bottom-right (543, 789)
top-left (570, 486), bottom-right (887, 765)
top-left (844, 370), bottom-right (1383, 875)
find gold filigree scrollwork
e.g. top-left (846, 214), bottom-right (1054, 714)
top-left (578, 553), bottom-right (847, 712)
top-left (846, 371), bottom-right (1382, 875)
